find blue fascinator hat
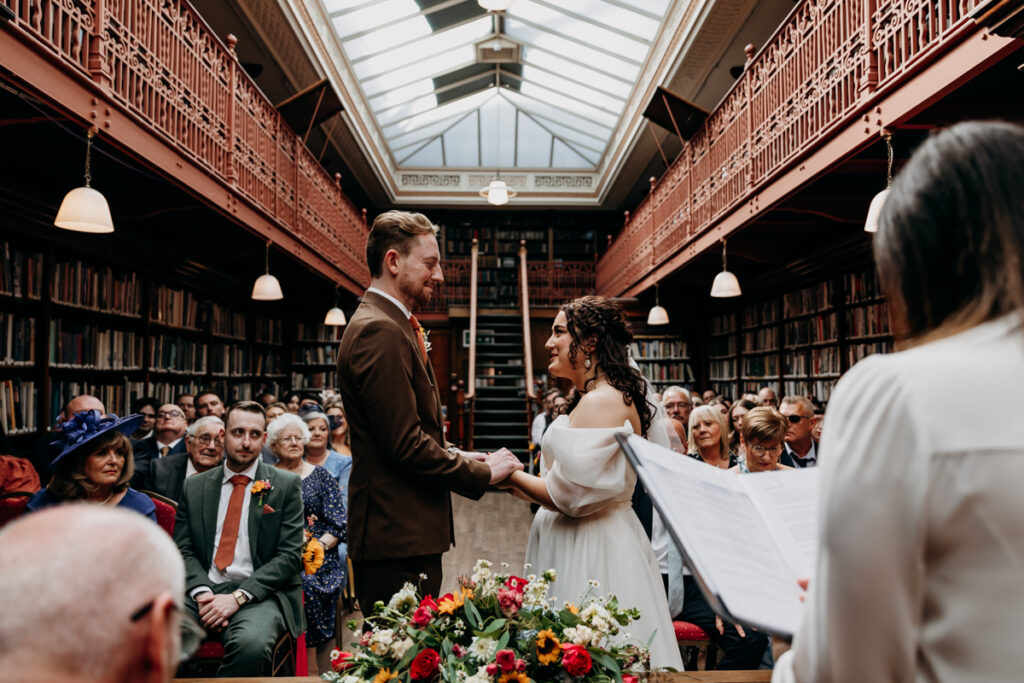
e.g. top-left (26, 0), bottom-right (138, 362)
top-left (48, 410), bottom-right (145, 472)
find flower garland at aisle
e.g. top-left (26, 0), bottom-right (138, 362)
top-left (323, 560), bottom-right (655, 683)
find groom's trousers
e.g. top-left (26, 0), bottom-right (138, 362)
top-left (353, 553), bottom-right (443, 612)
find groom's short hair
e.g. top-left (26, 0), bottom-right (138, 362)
top-left (366, 210), bottom-right (439, 278)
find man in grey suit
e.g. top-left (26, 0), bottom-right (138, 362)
top-left (174, 401), bottom-right (304, 676)
top-left (147, 415), bottom-right (224, 503)
top-left (132, 403), bottom-right (188, 488)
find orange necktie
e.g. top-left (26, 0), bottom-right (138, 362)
top-left (214, 474), bottom-right (251, 571)
top-left (409, 314), bottom-right (429, 364)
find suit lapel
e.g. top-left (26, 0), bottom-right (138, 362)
top-left (248, 462), bottom-right (266, 562)
top-left (201, 468), bottom-right (222, 565)
top-left (362, 291), bottom-right (430, 380)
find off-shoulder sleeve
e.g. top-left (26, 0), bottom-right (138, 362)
top-left (544, 422), bottom-right (635, 518)
top-left (773, 354), bottom-right (930, 683)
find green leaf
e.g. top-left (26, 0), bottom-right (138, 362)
top-left (480, 618), bottom-right (507, 635)
top-left (590, 650), bottom-right (621, 676)
top-left (464, 598), bottom-right (482, 630)
top-left (558, 609), bottom-right (581, 626)
top-left (496, 630), bottom-right (510, 650)
top-left (396, 644), bottom-right (420, 670)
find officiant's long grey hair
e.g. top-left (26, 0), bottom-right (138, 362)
top-left (561, 295), bottom-right (655, 437)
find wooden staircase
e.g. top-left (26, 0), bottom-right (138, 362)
top-left (470, 313), bottom-right (530, 460)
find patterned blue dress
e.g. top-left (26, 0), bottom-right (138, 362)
top-left (300, 465), bottom-right (347, 646)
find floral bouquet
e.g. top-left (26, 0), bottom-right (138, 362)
top-left (322, 559), bottom-right (651, 683)
top-left (302, 514), bottom-right (325, 576)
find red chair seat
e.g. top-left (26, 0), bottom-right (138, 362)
top-left (674, 620), bottom-right (711, 641)
top-left (194, 640), bottom-right (225, 659)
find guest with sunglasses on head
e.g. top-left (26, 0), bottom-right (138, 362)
top-left (779, 396), bottom-right (819, 468)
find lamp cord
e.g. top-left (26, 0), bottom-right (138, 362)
top-left (84, 130), bottom-right (94, 188)
top-left (722, 238), bottom-right (728, 271)
top-left (884, 133), bottom-right (893, 188)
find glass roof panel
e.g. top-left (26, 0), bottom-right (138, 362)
top-left (317, 0), bottom-right (672, 171)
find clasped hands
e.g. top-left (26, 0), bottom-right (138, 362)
top-left (460, 447), bottom-right (524, 485)
top-left (195, 591), bottom-right (239, 631)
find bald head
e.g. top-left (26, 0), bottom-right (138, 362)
top-left (0, 506), bottom-right (184, 681)
top-left (64, 394), bottom-right (105, 420)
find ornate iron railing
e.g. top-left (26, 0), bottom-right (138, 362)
top-left (597, 0), bottom-right (988, 297)
top-left (518, 261), bottom-right (597, 308)
top-left (2, 0), bottom-right (369, 288)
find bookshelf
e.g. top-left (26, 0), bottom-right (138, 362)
top-left (629, 336), bottom-right (694, 390)
top-left (290, 321), bottom-right (340, 391)
top-left (703, 265), bottom-right (893, 403)
top-left (0, 241), bottom-right (43, 436)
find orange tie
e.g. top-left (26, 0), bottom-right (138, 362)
top-left (214, 474), bottom-right (251, 571)
top-left (159, 446), bottom-right (170, 458)
top-left (409, 315), bottom-right (429, 364)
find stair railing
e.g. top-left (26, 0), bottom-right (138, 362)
top-left (464, 238), bottom-right (479, 450)
top-left (519, 240), bottom-right (538, 471)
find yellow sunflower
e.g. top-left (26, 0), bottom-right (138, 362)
top-left (302, 538), bottom-right (325, 575)
top-left (499, 672), bottom-right (529, 683)
top-left (372, 668), bottom-right (399, 683)
top-left (535, 628), bottom-right (561, 665)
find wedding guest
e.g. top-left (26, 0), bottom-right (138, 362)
top-left (741, 392), bottom-right (761, 404)
top-left (283, 391), bottom-right (302, 414)
top-left (662, 386), bottom-right (693, 439)
top-left (259, 391), bottom-right (278, 408)
top-left (758, 387), bottom-right (779, 408)
top-left (29, 394), bottom-right (105, 477)
top-left (702, 389), bottom-right (716, 403)
top-left (728, 398), bottom-right (760, 454)
top-left (132, 404), bottom-right (188, 488)
top-left (708, 396), bottom-right (730, 417)
top-left (731, 407), bottom-right (792, 473)
top-left (176, 393), bottom-right (197, 423)
top-left (130, 397), bottom-right (159, 440)
top-left (302, 410), bottom-right (351, 499)
top-left (779, 396), bottom-right (818, 468)
top-left (687, 405), bottom-right (736, 469)
top-left (27, 411), bottom-right (155, 521)
top-left (267, 413), bottom-right (346, 675)
top-left (146, 416), bottom-right (225, 503)
top-left (550, 394), bottom-right (569, 419)
top-left (195, 390), bottom-right (225, 418)
top-left (774, 120), bottom-right (1024, 682)
top-left (325, 400), bottom-right (352, 458)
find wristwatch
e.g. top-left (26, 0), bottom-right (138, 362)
top-left (232, 590), bottom-right (249, 607)
top-left (446, 445), bottom-right (460, 456)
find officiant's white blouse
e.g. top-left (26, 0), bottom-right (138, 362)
top-left (774, 314), bottom-right (1024, 682)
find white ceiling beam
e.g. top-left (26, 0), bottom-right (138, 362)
top-left (528, 0), bottom-right (651, 45)
top-left (506, 15), bottom-right (643, 67)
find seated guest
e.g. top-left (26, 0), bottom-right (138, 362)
top-left (779, 395), bottom-right (819, 468)
top-left (147, 416), bottom-right (225, 503)
top-left (130, 396), bottom-right (159, 440)
top-left (758, 386), bottom-right (779, 408)
top-left (708, 396), bottom-right (731, 417)
top-left (174, 401), bottom-right (304, 676)
top-left (299, 393), bottom-right (321, 411)
top-left (0, 506), bottom-right (191, 682)
top-left (662, 386), bottom-right (693, 440)
top-left (687, 405), bottom-right (736, 469)
top-left (266, 402), bottom-right (287, 422)
top-left (28, 410), bottom-right (155, 521)
top-left (283, 390), bottom-right (302, 414)
top-left (29, 394), bottom-right (104, 477)
top-left (132, 403), bottom-right (188, 488)
top-left (301, 410), bottom-right (351, 495)
top-left (550, 393), bottom-right (569, 419)
top-left (325, 400), bottom-right (352, 458)
top-left (741, 392), bottom-right (761, 404)
top-left (702, 389), bottom-right (717, 403)
top-left (176, 392), bottom-right (197, 423)
top-left (731, 406), bottom-right (793, 473)
top-left (259, 391), bottom-right (277, 408)
top-left (728, 398), bottom-right (760, 455)
top-left (195, 390), bottom-right (226, 418)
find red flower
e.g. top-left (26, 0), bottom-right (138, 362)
top-left (452, 643), bottom-right (466, 659)
top-left (504, 575), bottom-right (528, 594)
top-left (561, 644), bottom-right (592, 677)
top-left (410, 648), bottom-right (440, 680)
top-left (622, 676), bottom-right (638, 683)
top-left (420, 594), bottom-right (438, 612)
top-left (331, 650), bottom-right (354, 672)
top-left (496, 649), bottom-right (517, 672)
top-left (515, 658), bottom-right (526, 672)
top-left (412, 605), bottom-right (434, 628)
top-left (497, 588), bottom-right (523, 616)
top-left (486, 663), bottom-right (498, 676)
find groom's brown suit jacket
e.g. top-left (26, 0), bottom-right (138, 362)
top-left (337, 290), bottom-right (490, 562)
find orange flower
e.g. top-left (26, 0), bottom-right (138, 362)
top-left (437, 589), bottom-right (465, 615)
top-left (303, 538), bottom-right (325, 575)
top-left (498, 672), bottom-right (529, 683)
top-left (460, 585), bottom-right (475, 601)
top-left (535, 628), bottom-right (561, 665)
top-left (565, 602), bottom-right (579, 615)
top-left (372, 668), bottom-right (398, 683)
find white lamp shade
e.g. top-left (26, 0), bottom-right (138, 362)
top-left (251, 273), bottom-right (284, 300)
top-left (478, 0), bottom-right (515, 10)
top-left (482, 179), bottom-right (510, 205)
top-left (54, 186), bottom-right (114, 233)
top-left (710, 270), bottom-right (742, 298)
top-left (647, 305), bottom-right (670, 326)
top-left (864, 188), bottom-right (889, 233)
top-left (324, 306), bottom-right (347, 326)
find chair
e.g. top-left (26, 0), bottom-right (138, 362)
top-left (674, 620), bottom-right (718, 670)
top-left (182, 631), bottom-right (295, 677)
top-left (0, 491), bottom-right (33, 529)
top-left (146, 494), bottom-right (177, 536)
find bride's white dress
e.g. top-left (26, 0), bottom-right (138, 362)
top-left (525, 415), bottom-right (684, 670)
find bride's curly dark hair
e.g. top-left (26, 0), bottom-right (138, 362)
top-left (562, 295), bottom-right (654, 437)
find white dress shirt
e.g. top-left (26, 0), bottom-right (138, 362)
top-left (784, 439), bottom-right (817, 467)
top-left (185, 458), bottom-right (199, 479)
top-left (367, 286), bottom-right (411, 319)
top-left (157, 436), bottom-right (183, 453)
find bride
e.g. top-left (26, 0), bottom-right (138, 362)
top-left (501, 296), bottom-right (684, 670)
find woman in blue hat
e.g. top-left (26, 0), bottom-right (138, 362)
top-left (27, 410), bottom-right (156, 521)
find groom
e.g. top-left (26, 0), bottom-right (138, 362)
top-left (338, 210), bottom-right (523, 609)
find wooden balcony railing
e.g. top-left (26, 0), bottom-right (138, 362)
top-left (597, 0), bottom-right (990, 297)
top-left (518, 261), bottom-right (597, 308)
top-left (2, 0), bottom-right (369, 289)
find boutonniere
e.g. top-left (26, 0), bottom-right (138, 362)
top-left (420, 325), bottom-right (432, 354)
top-left (251, 479), bottom-right (272, 505)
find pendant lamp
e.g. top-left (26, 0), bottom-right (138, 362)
top-left (710, 238), bottom-right (742, 298)
top-left (647, 282), bottom-right (669, 325)
top-left (54, 129), bottom-right (114, 233)
top-left (324, 286), bottom-right (347, 326)
top-left (478, 0), bottom-right (514, 10)
top-left (251, 241), bottom-right (284, 300)
top-left (864, 131), bottom-right (893, 233)
top-left (480, 95), bottom-right (516, 205)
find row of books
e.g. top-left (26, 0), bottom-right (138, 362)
top-left (151, 285), bottom-right (201, 330)
top-left (709, 335), bottom-right (737, 358)
top-left (253, 350), bottom-right (284, 376)
top-left (741, 299), bottom-right (779, 328)
top-left (150, 381), bottom-right (202, 406)
top-left (51, 259), bottom-right (141, 316)
top-left (291, 370), bottom-right (336, 389)
top-left (784, 347), bottom-right (841, 376)
top-left (844, 269), bottom-right (884, 303)
top-left (742, 327), bottom-right (778, 351)
top-left (847, 303), bottom-right (891, 338)
top-left (741, 355), bottom-right (779, 378)
top-left (637, 362), bottom-right (695, 383)
top-left (782, 378), bottom-right (836, 401)
top-left (709, 358), bottom-right (737, 381)
top-left (0, 379), bottom-right (36, 434)
top-left (256, 319), bottom-right (284, 345)
top-left (1, 243), bottom-right (43, 299)
top-left (292, 344), bottom-right (337, 365)
top-left (711, 313), bottom-right (736, 335)
top-left (50, 379), bottom-right (144, 422)
top-left (629, 339), bottom-right (688, 358)
top-left (149, 336), bottom-right (208, 373)
top-left (48, 321), bottom-right (143, 370)
top-left (210, 343), bottom-right (250, 377)
top-left (784, 281), bottom-right (835, 317)
top-left (211, 304), bottom-right (247, 339)
top-left (848, 341), bottom-right (893, 366)
top-left (1, 314), bottom-right (34, 365)
top-left (295, 322), bottom-right (339, 343)
top-left (784, 313), bottom-right (838, 347)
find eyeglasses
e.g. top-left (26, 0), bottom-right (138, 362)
top-left (279, 435), bottom-right (304, 444)
top-left (786, 414), bottom-right (811, 424)
top-left (157, 410), bottom-right (183, 419)
top-left (188, 434), bottom-right (223, 447)
top-left (130, 599), bottom-right (205, 662)
top-left (748, 444), bottom-right (784, 457)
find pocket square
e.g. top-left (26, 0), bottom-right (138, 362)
top-left (262, 503), bottom-right (275, 514)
